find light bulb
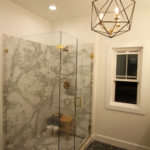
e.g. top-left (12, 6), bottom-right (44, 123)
top-left (49, 5), bottom-right (56, 11)
top-left (99, 13), bottom-right (104, 20)
top-left (115, 7), bottom-right (119, 14)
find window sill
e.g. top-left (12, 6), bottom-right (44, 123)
top-left (105, 101), bottom-right (145, 115)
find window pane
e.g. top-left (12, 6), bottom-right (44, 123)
top-left (115, 81), bottom-right (137, 104)
top-left (127, 54), bottom-right (138, 77)
top-left (116, 55), bottom-right (126, 78)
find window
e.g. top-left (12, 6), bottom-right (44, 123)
top-left (115, 53), bottom-right (138, 104)
top-left (105, 46), bottom-right (144, 114)
top-left (115, 81), bottom-right (137, 104)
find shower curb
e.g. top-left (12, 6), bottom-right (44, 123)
top-left (79, 135), bottom-right (94, 150)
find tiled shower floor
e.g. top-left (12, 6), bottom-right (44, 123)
top-left (21, 131), bottom-right (84, 150)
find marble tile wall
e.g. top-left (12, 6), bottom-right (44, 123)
top-left (3, 35), bottom-right (55, 150)
top-left (2, 34), bottom-right (93, 150)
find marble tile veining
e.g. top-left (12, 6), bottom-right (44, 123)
top-left (3, 34), bottom-right (93, 150)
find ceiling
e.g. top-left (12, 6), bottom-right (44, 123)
top-left (10, 0), bottom-right (150, 22)
top-left (10, 0), bottom-right (93, 22)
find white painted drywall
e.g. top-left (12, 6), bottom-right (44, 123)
top-left (0, 0), bottom-right (51, 150)
top-left (93, 7), bottom-right (150, 149)
top-left (51, 16), bottom-right (96, 44)
top-left (0, 0), bottom-right (51, 37)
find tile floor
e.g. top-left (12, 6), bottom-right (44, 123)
top-left (86, 141), bottom-right (127, 150)
top-left (20, 131), bottom-right (84, 150)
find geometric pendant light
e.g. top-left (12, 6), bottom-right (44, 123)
top-left (91, 0), bottom-right (136, 38)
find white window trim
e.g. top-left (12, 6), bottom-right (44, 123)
top-left (105, 43), bottom-right (144, 115)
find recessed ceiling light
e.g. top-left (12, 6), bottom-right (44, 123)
top-left (49, 5), bottom-right (56, 11)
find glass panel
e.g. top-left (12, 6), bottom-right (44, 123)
top-left (59, 32), bottom-right (76, 150)
top-left (47, 33), bottom-right (60, 150)
top-left (115, 81), bottom-right (137, 104)
top-left (2, 32), bottom-right (93, 150)
top-left (75, 41), bottom-right (93, 150)
top-left (23, 32), bottom-right (60, 46)
top-left (127, 54), bottom-right (138, 78)
top-left (116, 55), bottom-right (126, 78)
top-left (1, 36), bottom-right (7, 150)
top-left (3, 33), bottom-right (60, 150)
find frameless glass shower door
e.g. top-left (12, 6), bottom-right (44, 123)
top-left (75, 41), bottom-right (93, 150)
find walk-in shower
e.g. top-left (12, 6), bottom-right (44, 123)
top-left (2, 31), bottom-right (93, 150)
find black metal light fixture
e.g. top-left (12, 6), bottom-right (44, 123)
top-left (91, 0), bottom-right (136, 38)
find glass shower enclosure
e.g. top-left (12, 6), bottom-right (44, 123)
top-left (2, 31), bottom-right (93, 150)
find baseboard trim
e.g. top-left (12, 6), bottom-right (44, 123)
top-left (92, 134), bottom-right (150, 150)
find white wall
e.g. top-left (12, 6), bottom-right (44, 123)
top-left (93, 6), bottom-right (150, 150)
top-left (51, 16), bottom-right (96, 44)
top-left (0, 0), bottom-right (51, 37)
top-left (0, 0), bottom-right (51, 150)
